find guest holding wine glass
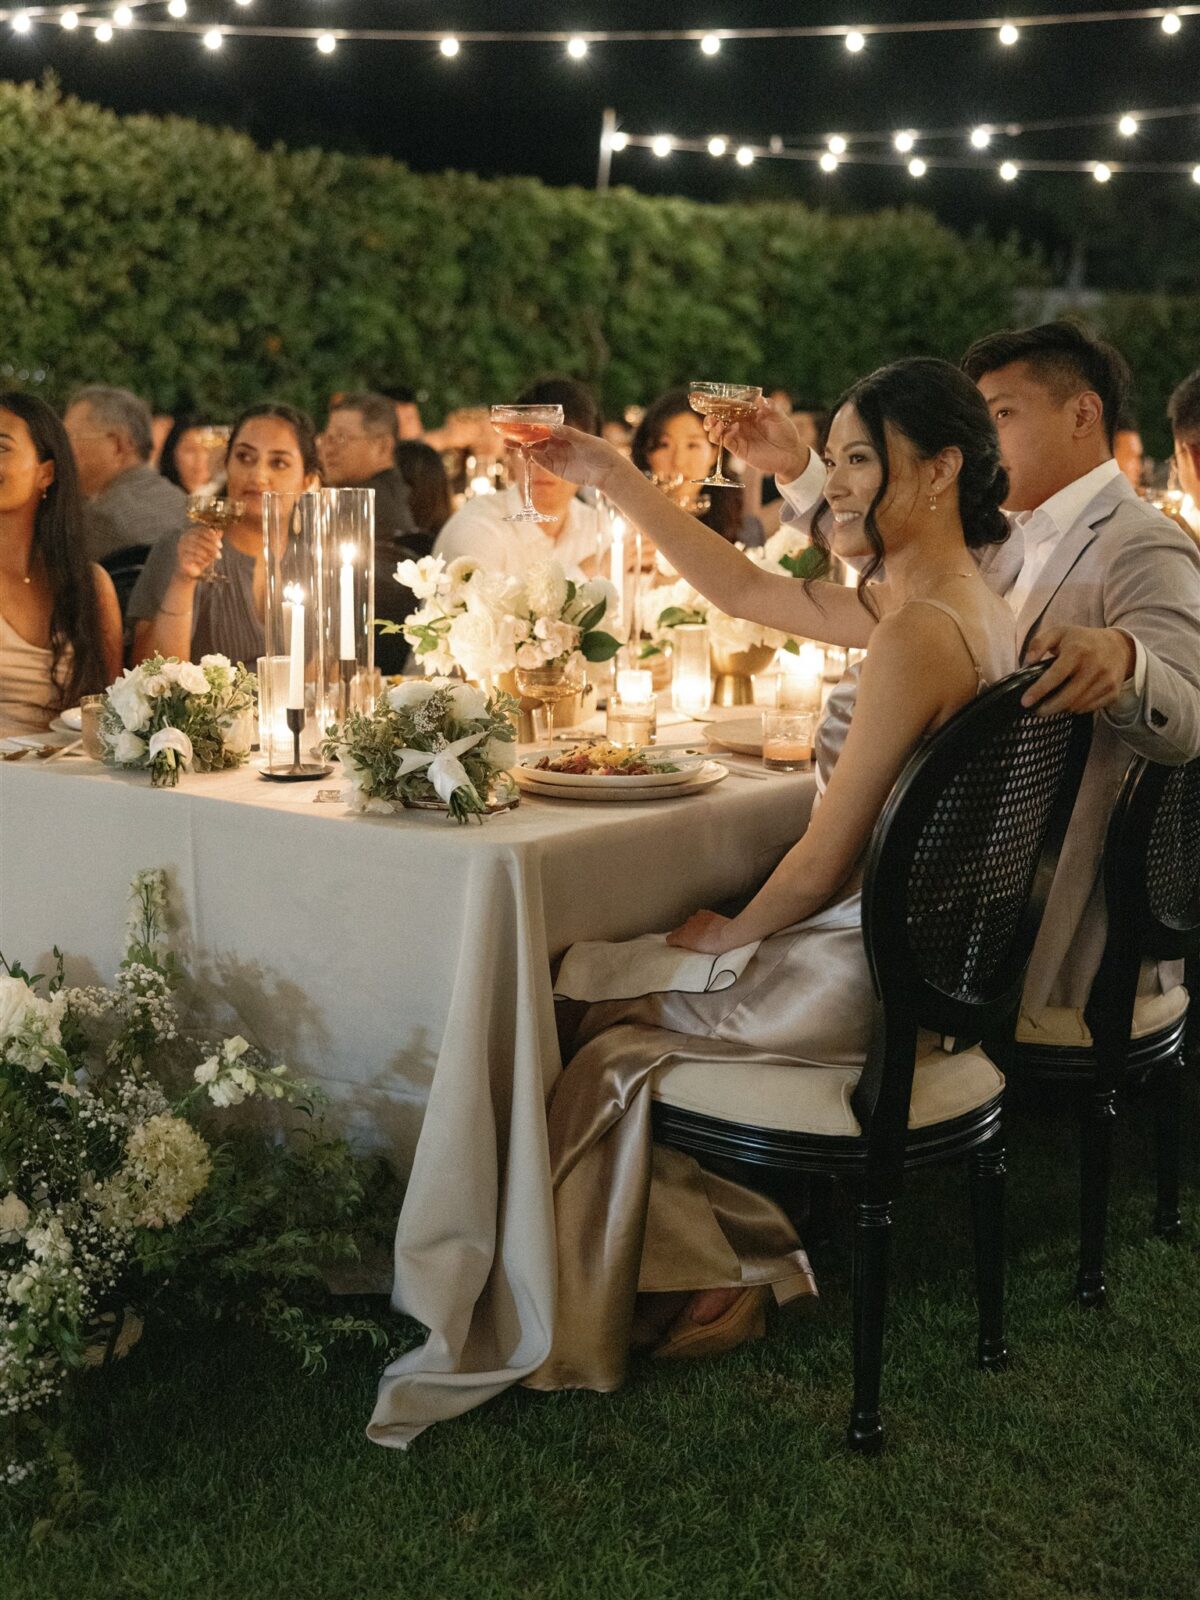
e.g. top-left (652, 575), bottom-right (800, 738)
top-left (0, 391), bottom-right (122, 736)
top-left (631, 386), bottom-right (764, 547)
top-left (128, 404), bottom-right (321, 667)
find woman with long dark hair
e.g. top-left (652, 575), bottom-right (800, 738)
top-left (631, 387), bottom-right (763, 546)
top-left (514, 358), bottom-right (1018, 1388)
top-left (159, 415), bottom-right (222, 496)
top-left (129, 403), bottom-right (321, 667)
top-left (0, 391), bottom-right (122, 734)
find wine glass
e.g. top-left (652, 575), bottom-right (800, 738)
top-left (687, 382), bottom-right (763, 488)
top-left (186, 495), bottom-right (244, 584)
top-left (489, 403), bottom-right (564, 523)
top-left (515, 658), bottom-right (584, 744)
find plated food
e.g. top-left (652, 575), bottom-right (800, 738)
top-left (531, 741), bottom-right (682, 778)
top-left (512, 742), bottom-right (714, 797)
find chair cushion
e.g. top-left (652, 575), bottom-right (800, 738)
top-left (1016, 985), bottom-right (1189, 1049)
top-left (651, 1038), bottom-right (1004, 1139)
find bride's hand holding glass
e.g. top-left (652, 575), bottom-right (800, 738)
top-left (526, 425), bottom-right (625, 494)
top-left (701, 397), bottom-right (810, 484)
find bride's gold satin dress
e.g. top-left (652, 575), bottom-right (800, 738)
top-left (527, 602), bottom-right (1016, 1393)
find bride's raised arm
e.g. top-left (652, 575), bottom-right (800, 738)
top-left (528, 425), bottom-right (881, 651)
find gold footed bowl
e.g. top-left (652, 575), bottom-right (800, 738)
top-left (710, 643), bottom-right (777, 707)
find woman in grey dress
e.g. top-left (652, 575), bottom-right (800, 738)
top-left (523, 359), bottom-right (1020, 1391)
top-left (129, 404), bottom-right (321, 667)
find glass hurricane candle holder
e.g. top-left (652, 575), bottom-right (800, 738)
top-left (260, 490), bottom-right (331, 780)
top-left (312, 487), bottom-right (376, 731)
top-left (670, 622), bottom-right (712, 720)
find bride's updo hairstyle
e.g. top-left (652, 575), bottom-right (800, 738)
top-left (808, 356), bottom-right (1009, 608)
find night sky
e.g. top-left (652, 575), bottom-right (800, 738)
top-left (3, 0), bottom-right (1199, 275)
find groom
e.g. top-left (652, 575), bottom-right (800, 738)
top-left (766, 320), bottom-right (1200, 1015)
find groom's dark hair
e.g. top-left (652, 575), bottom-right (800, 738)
top-left (961, 320), bottom-right (1131, 450)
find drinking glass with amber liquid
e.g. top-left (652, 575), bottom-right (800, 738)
top-left (687, 382), bottom-right (763, 488)
top-left (186, 495), bottom-right (245, 584)
top-left (489, 403), bottom-right (565, 523)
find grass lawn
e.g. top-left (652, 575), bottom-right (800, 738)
top-left (3, 1081), bottom-right (1199, 1600)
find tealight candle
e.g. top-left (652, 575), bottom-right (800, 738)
top-left (778, 641), bottom-right (824, 710)
top-left (616, 667), bottom-right (653, 706)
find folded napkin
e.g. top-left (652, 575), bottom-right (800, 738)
top-left (554, 931), bottom-right (761, 1004)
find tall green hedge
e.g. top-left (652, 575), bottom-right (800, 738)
top-left (0, 79), bottom-right (1038, 419)
top-left (1097, 296), bottom-right (1200, 459)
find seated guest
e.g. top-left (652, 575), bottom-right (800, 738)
top-left (1168, 368), bottom-right (1200, 506)
top-left (128, 404), bottom-right (320, 667)
top-left (433, 376), bottom-right (608, 581)
top-left (1113, 407), bottom-right (1144, 489)
top-left (318, 392), bottom-right (416, 543)
top-left (376, 442), bottom-right (452, 675)
top-left (380, 385), bottom-right (425, 442)
top-left (0, 391), bottom-right (122, 735)
top-left (632, 387), bottom-right (764, 547)
top-left (160, 416), bottom-right (222, 497)
top-left (64, 386), bottom-right (187, 562)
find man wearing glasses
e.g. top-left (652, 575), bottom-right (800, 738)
top-left (64, 385), bottom-right (187, 562)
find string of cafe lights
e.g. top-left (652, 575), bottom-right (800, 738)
top-left (3, 2), bottom-right (1200, 54)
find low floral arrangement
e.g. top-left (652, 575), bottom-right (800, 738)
top-left (1, 870), bottom-right (398, 1527)
top-left (389, 554), bottom-right (621, 682)
top-left (323, 677), bottom-right (518, 823)
top-left (100, 654), bottom-right (256, 788)
top-left (652, 529), bottom-right (829, 656)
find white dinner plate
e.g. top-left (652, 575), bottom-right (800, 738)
top-left (52, 708), bottom-right (83, 733)
top-left (516, 760), bottom-right (727, 802)
top-left (703, 717), bottom-right (764, 757)
top-left (514, 747), bottom-right (706, 791)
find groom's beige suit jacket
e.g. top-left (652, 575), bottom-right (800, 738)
top-left (785, 468), bottom-right (1200, 1012)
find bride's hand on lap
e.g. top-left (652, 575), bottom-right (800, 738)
top-left (705, 399), bottom-right (810, 484)
top-left (666, 910), bottom-right (735, 954)
top-left (529, 426), bottom-right (624, 492)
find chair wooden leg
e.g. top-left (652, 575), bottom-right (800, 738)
top-left (1077, 1088), bottom-right (1116, 1308)
top-left (1154, 1055), bottom-right (1183, 1241)
top-left (847, 1196), bottom-right (891, 1454)
top-left (969, 1134), bottom-right (1008, 1371)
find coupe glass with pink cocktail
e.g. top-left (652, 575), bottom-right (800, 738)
top-left (687, 381), bottom-right (763, 489)
top-left (489, 403), bottom-right (564, 523)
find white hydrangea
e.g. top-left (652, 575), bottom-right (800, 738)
top-left (524, 560), bottom-right (569, 620)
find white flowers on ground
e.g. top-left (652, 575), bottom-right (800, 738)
top-left (0, 975), bottom-right (66, 1072)
top-left (0, 1193), bottom-right (30, 1245)
top-left (100, 653), bottom-right (256, 788)
top-left (192, 1033), bottom-right (290, 1108)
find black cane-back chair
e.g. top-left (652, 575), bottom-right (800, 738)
top-left (1004, 756), bottom-right (1200, 1307)
top-left (651, 666), bottom-right (1093, 1452)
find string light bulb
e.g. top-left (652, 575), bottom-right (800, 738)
top-left (735, 145), bottom-right (755, 166)
top-left (1092, 162), bottom-right (1113, 183)
top-left (652, 135), bottom-right (673, 158)
top-left (707, 136), bottom-right (727, 157)
top-left (844, 30), bottom-right (866, 53)
top-left (566, 36), bottom-right (588, 59)
top-left (700, 33), bottom-right (721, 55)
top-left (1118, 114), bottom-right (1138, 137)
top-left (202, 26), bottom-right (223, 49)
top-left (1192, 164), bottom-right (1200, 182)
top-left (1162, 12), bottom-right (1182, 33)
top-left (113, 5), bottom-right (133, 26)
top-left (233, 0), bottom-right (252, 7)
top-left (819, 152), bottom-right (839, 173)
top-left (60, 9), bottom-right (78, 26)
top-left (1000, 161), bottom-right (1019, 181)
top-left (894, 131), bottom-right (916, 153)
top-left (608, 130), bottom-right (628, 152)
top-left (908, 157), bottom-right (927, 177)
top-left (970, 127), bottom-right (992, 150)
top-left (166, 0), bottom-right (186, 16)
top-left (998, 23), bottom-right (1019, 46)
top-left (317, 32), bottom-right (335, 54)
top-left (12, 10), bottom-right (31, 31)
top-left (439, 35), bottom-right (460, 57)
top-left (828, 135), bottom-right (847, 156)
top-left (95, 20), bottom-right (113, 40)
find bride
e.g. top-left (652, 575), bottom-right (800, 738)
top-left (521, 358), bottom-right (1020, 1390)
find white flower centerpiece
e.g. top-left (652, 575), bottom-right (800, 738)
top-left (652, 528), bottom-right (830, 657)
top-left (100, 654), bottom-right (256, 789)
top-left (322, 678), bottom-right (519, 823)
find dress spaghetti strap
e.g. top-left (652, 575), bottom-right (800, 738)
top-left (902, 596), bottom-right (990, 689)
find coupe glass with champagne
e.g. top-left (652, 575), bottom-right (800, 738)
top-left (687, 382), bottom-right (763, 488)
top-left (185, 495), bottom-right (244, 584)
top-left (489, 403), bottom-right (564, 523)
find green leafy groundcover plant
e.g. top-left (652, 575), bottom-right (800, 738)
top-left (0, 79), bottom-right (1039, 420)
top-left (0, 870), bottom-right (402, 1532)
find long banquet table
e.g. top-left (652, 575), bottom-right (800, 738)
top-left (0, 739), bottom-right (816, 1442)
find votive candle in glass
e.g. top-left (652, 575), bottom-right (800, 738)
top-left (671, 622), bottom-right (712, 720)
top-left (606, 698), bottom-right (656, 745)
top-left (615, 667), bottom-right (654, 706)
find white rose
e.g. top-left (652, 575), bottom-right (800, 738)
top-left (445, 556), bottom-right (481, 593)
top-left (177, 662), bottom-right (210, 695)
top-left (515, 640), bottom-right (547, 670)
top-left (0, 975), bottom-right (39, 1046)
top-left (200, 653), bottom-right (232, 671)
top-left (148, 727), bottom-right (194, 767)
top-left (158, 661), bottom-right (182, 683)
top-left (447, 610), bottom-right (502, 683)
top-left (524, 560), bottom-right (569, 620)
top-left (107, 670), bottom-right (152, 733)
top-left (113, 729), bottom-right (148, 765)
top-left (0, 1192), bottom-right (30, 1245)
top-left (387, 679), bottom-right (437, 712)
top-left (141, 674), bottom-right (171, 698)
top-left (448, 683), bottom-right (489, 723)
top-left (465, 569), bottom-right (526, 620)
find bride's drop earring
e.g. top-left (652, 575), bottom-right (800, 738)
top-left (929, 492), bottom-right (938, 512)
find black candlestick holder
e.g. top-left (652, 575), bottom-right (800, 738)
top-left (259, 706), bottom-right (332, 782)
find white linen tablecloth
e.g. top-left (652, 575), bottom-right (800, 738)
top-left (0, 749), bottom-right (815, 1443)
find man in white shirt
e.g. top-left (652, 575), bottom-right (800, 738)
top-left (434, 376), bottom-right (609, 582)
top-left (768, 320), bottom-right (1200, 1011)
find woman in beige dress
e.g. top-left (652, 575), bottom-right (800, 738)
top-left (0, 392), bottom-right (122, 738)
top-left (523, 358), bottom-right (1020, 1391)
